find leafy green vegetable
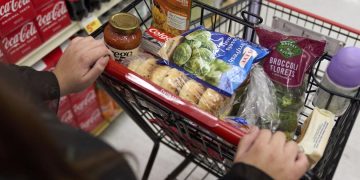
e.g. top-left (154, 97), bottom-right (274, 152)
top-left (185, 30), bottom-right (211, 41)
top-left (184, 39), bottom-right (202, 49)
top-left (200, 39), bottom-right (217, 52)
top-left (210, 59), bottom-right (231, 72)
top-left (172, 43), bottom-right (192, 66)
top-left (205, 70), bottom-right (222, 86)
top-left (278, 111), bottom-right (298, 132)
top-left (194, 48), bottom-right (215, 63)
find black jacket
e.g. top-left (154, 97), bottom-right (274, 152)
top-left (0, 63), bottom-right (272, 180)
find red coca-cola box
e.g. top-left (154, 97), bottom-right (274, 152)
top-left (35, 0), bottom-right (71, 41)
top-left (58, 109), bottom-right (78, 128)
top-left (0, 0), bottom-right (36, 37)
top-left (0, 21), bottom-right (43, 64)
top-left (58, 96), bottom-right (72, 114)
top-left (31, 0), bottom-right (53, 9)
top-left (76, 107), bottom-right (104, 132)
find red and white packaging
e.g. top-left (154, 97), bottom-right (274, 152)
top-left (76, 107), bottom-right (103, 132)
top-left (141, 26), bottom-right (173, 55)
top-left (35, 0), bottom-right (71, 41)
top-left (0, 0), bottom-right (36, 37)
top-left (0, 21), bottom-right (42, 64)
top-left (0, 49), bottom-right (5, 63)
top-left (31, 0), bottom-right (53, 9)
top-left (58, 96), bottom-right (78, 127)
top-left (69, 85), bottom-right (105, 132)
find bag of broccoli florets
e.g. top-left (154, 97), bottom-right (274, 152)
top-left (255, 26), bottom-right (326, 139)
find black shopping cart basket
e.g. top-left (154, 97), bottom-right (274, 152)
top-left (93, 0), bottom-right (360, 179)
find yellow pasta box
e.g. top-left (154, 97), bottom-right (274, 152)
top-left (152, 0), bottom-right (192, 36)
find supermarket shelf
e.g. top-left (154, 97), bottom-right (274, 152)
top-left (17, 0), bottom-right (122, 67)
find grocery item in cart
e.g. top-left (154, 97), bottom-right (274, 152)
top-left (236, 65), bottom-right (280, 131)
top-left (123, 53), bottom-right (229, 117)
top-left (141, 26), bottom-right (174, 56)
top-left (151, 0), bottom-right (192, 36)
top-left (297, 107), bottom-right (335, 166)
top-left (159, 26), bottom-right (269, 96)
top-left (104, 13), bottom-right (142, 62)
top-left (256, 26), bottom-right (326, 138)
top-left (313, 47), bottom-right (360, 116)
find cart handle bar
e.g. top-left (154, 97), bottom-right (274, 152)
top-left (104, 60), bottom-right (246, 145)
top-left (267, 0), bottom-right (360, 35)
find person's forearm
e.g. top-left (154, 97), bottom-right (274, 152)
top-left (4, 64), bottom-right (60, 101)
top-left (221, 163), bottom-right (273, 180)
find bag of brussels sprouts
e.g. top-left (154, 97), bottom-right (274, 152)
top-left (255, 26), bottom-right (326, 139)
top-left (158, 26), bottom-right (269, 97)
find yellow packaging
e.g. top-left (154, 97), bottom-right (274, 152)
top-left (152, 0), bottom-right (192, 36)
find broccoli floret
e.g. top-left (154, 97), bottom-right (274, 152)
top-left (278, 111), bottom-right (298, 132)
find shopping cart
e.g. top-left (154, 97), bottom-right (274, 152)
top-left (93, 0), bottom-right (360, 179)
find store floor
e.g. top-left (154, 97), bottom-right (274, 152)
top-left (100, 0), bottom-right (360, 179)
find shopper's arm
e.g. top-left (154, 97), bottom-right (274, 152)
top-left (224, 127), bottom-right (309, 180)
top-left (221, 162), bottom-right (272, 180)
top-left (2, 64), bottom-right (60, 101)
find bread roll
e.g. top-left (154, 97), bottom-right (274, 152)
top-left (198, 88), bottom-right (225, 115)
top-left (134, 58), bottom-right (158, 79)
top-left (179, 80), bottom-right (205, 104)
top-left (150, 66), bottom-right (171, 86)
top-left (160, 68), bottom-right (188, 95)
top-left (127, 58), bottom-right (144, 71)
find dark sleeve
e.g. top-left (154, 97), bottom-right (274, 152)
top-left (4, 64), bottom-right (60, 101)
top-left (221, 163), bottom-right (273, 180)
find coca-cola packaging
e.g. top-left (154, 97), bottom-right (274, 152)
top-left (58, 96), bottom-right (78, 127)
top-left (69, 85), bottom-right (104, 132)
top-left (0, 49), bottom-right (5, 63)
top-left (31, 0), bottom-right (53, 9)
top-left (0, 21), bottom-right (42, 63)
top-left (0, 0), bottom-right (36, 37)
top-left (35, 0), bottom-right (71, 41)
top-left (141, 26), bottom-right (173, 56)
top-left (65, 0), bottom-right (87, 21)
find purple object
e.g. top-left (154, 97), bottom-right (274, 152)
top-left (327, 47), bottom-right (360, 88)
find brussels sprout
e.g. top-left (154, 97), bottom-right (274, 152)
top-left (184, 39), bottom-right (202, 49)
top-left (205, 71), bottom-right (222, 86)
top-left (184, 56), bottom-right (208, 75)
top-left (172, 43), bottom-right (192, 66)
top-left (210, 59), bottom-right (231, 72)
top-left (193, 48), bottom-right (215, 63)
top-left (185, 30), bottom-right (211, 41)
top-left (200, 39), bottom-right (217, 52)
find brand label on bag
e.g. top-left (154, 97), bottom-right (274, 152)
top-left (146, 26), bottom-right (173, 43)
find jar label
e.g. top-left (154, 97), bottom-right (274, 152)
top-left (106, 43), bottom-right (139, 62)
top-left (167, 11), bottom-right (187, 31)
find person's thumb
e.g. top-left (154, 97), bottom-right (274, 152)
top-left (83, 56), bottom-right (109, 84)
top-left (235, 126), bottom-right (260, 162)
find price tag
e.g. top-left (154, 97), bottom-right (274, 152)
top-left (81, 15), bottom-right (102, 35)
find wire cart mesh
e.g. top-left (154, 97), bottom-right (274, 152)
top-left (93, 0), bottom-right (360, 179)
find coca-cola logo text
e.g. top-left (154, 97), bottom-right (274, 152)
top-left (147, 27), bottom-right (172, 43)
top-left (72, 91), bottom-right (96, 114)
top-left (80, 109), bottom-right (101, 129)
top-left (2, 22), bottom-right (37, 50)
top-left (60, 110), bottom-right (74, 123)
top-left (0, 0), bottom-right (31, 18)
top-left (36, 1), bottom-right (67, 27)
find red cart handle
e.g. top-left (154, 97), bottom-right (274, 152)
top-left (267, 0), bottom-right (360, 35)
top-left (105, 60), bottom-right (246, 145)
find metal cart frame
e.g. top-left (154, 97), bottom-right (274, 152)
top-left (93, 0), bottom-right (360, 179)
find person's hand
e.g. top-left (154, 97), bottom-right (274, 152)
top-left (53, 37), bottom-right (112, 96)
top-left (235, 127), bottom-right (309, 180)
